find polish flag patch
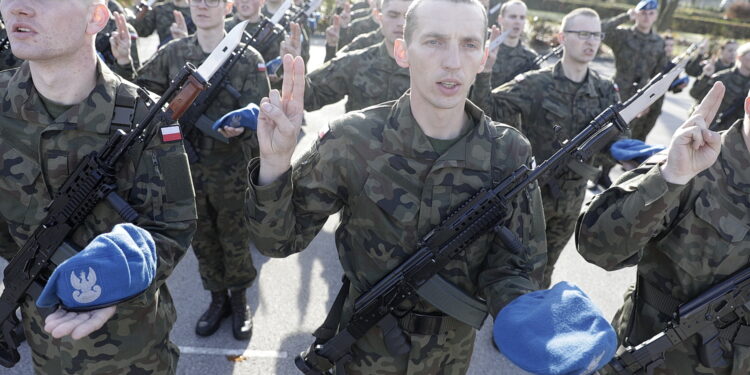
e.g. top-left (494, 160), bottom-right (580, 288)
top-left (257, 63), bottom-right (266, 72)
top-left (160, 125), bottom-right (182, 142)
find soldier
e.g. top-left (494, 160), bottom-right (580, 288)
top-left (472, 8), bottom-right (619, 289)
top-left (246, 0), bottom-right (546, 372)
top-left (602, 0), bottom-right (668, 141)
top-left (262, 0), bottom-right (310, 63)
top-left (483, 0), bottom-right (539, 89)
top-left (300, 0), bottom-right (411, 112)
top-left (225, 0), bottom-right (280, 63)
top-left (0, 0), bottom-right (197, 373)
top-left (113, 0), bottom-right (270, 341)
top-left (689, 42), bottom-right (750, 132)
top-left (685, 39), bottom-right (738, 78)
top-left (131, 0), bottom-right (194, 46)
top-left (338, 2), bottom-right (379, 48)
top-left (575, 82), bottom-right (750, 374)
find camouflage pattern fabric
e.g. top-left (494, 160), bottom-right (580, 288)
top-left (339, 15), bottom-right (379, 49)
top-left (225, 15), bottom-right (281, 63)
top-left (130, 2), bottom-right (195, 45)
top-left (576, 121), bottom-right (750, 375)
top-left (246, 93), bottom-right (547, 374)
top-left (0, 220), bottom-right (16, 261)
top-left (602, 13), bottom-right (667, 102)
top-left (261, 5), bottom-right (311, 63)
top-left (351, 1), bottom-right (371, 13)
top-left (0, 61), bottom-right (197, 374)
top-left (488, 42), bottom-right (539, 89)
top-left (689, 67), bottom-right (750, 132)
top-left (305, 41), bottom-right (409, 112)
top-left (473, 61), bottom-right (620, 288)
top-left (685, 53), bottom-right (735, 78)
top-left (338, 28), bottom-right (383, 55)
top-left (123, 35), bottom-right (270, 292)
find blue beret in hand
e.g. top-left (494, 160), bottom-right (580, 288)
top-left (211, 102), bottom-right (260, 131)
top-left (493, 282), bottom-right (617, 375)
top-left (636, 0), bottom-right (658, 11)
top-left (36, 223), bottom-right (156, 311)
top-left (610, 139), bottom-right (666, 163)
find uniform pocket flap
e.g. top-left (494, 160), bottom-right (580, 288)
top-left (694, 191), bottom-right (749, 243)
top-left (362, 169), bottom-right (420, 224)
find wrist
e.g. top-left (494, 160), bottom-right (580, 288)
top-left (258, 157), bottom-right (292, 186)
top-left (659, 163), bottom-right (693, 185)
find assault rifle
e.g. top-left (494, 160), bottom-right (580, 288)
top-left (604, 266), bottom-right (750, 374)
top-left (294, 35), bottom-right (696, 375)
top-left (0, 23), bottom-right (248, 368)
top-left (506, 44), bottom-right (562, 81)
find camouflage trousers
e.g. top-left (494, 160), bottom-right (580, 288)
top-left (629, 96), bottom-right (665, 142)
top-left (608, 285), bottom-right (750, 375)
top-left (23, 287), bottom-right (179, 374)
top-left (539, 181), bottom-right (587, 289)
top-left (190, 149), bottom-right (256, 292)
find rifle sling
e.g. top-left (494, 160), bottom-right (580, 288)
top-left (416, 275), bottom-right (487, 329)
top-left (638, 275), bottom-right (682, 318)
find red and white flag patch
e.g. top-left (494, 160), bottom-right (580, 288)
top-left (160, 125), bottom-right (182, 142)
top-left (257, 63), bottom-right (266, 72)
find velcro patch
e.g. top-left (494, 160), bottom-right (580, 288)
top-left (160, 125), bottom-right (183, 143)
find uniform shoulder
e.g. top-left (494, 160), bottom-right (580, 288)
top-left (0, 68), bottom-right (18, 91)
top-left (327, 101), bottom-right (393, 142)
top-left (589, 69), bottom-right (616, 89)
top-left (512, 65), bottom-right (553, 85)
top-left (488, 120), bottom-right (533, 160)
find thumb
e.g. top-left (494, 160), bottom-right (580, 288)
top-left (333, 14), bottom-right (340, 30)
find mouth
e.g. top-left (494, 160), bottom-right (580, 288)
top-left (12, 23), bottom-right (36, 34)
top-left (437, 80), bottom-right (462, 93)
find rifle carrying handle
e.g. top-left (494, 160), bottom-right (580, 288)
top-left (167, 75), bottom-right (206, 121)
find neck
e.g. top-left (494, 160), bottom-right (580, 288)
top-left (29, 48), bottom-right (99, 105)
top-left (560, 55), bottom-right (589, 82)
top-left (237, 13), bottom-right (262, 23)
top-left (265, 2), bottom-right (282, 13)
top-left (385, 39), bottom-right (395, 59)
top-left (196, 26), bottom-right (226, 53)
top-left (503, 36), bottom-right (520, 48)
top-left (410, 95), bottom-right (468, 140)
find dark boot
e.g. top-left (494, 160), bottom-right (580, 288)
top-left (195, 290), bottom-right (230, 337)
top-left (229, 289), bottom-right (253, 340)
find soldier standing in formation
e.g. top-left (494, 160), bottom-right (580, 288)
top-left (686, 39), bottom-right (738, 78)
top-left (245, 0), bottom-right (546, 372)
top-left (483, 0), bottom-right (539, 89)
top-left (225, 0), bottom-right (281, 63)
top-left (131, 0), bottom-right (195, 45)
top-left (0, 0), bottom-right (197, 373)
top-left (473, 8), bottom-right (619, 289)
top-left (690, 42), bottom-right (750, 132)
top-left (112, 0), bottom-right (270, 341)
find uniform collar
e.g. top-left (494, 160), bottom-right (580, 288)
top-left (630, 26), bottom-right (660, 41)
top-left (381, 91), bottom-right (494, 172)
top-left (719, 120), bottom-right (750, 192)
top-left (373, 41), bottom-right (404, 71)
top-left (183, 35), bottom-right (213, 61)
top-left (3, 60), bottom-right (118, 134)
top-left (551, 61), bottom-right (600, 98)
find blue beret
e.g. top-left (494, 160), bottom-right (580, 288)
top-left (610, 139), bottom-right (666, 163)
top-left (636, 0), bottom-right (658, 11)
top-left (211, 102), bottom-right (260, 131)
top-left (37, 224), bottom-right (156, 311)
top-left (493, 282), bottom-right (617, 375)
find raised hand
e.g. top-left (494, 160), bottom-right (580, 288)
top-left (483, 25), bottom-right (501, 73)
top-left (326, 15), bottom-right (341, 48)
top-left (257, 55), bottom-right (306, 185)
top-left (44, 306), bottom-right (117, 340)
top-left (702, 59), bottom-right (716, 77)
top-left (339, 2), bottom-right (352, 28)
top-left (280, 22), bottom-right (303, 58)
top-left (109, 12), bottom-right (132, 66)
top-left (661, 82), bottom-right (725, 185)
top-left (170, 10), bottom-right (189, 41)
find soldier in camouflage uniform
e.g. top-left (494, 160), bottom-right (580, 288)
top-left (483, 0), bottom-right (539, 89)
top-left (686, 40), bottom-right (737, 78)
top-left (0, 0), bottom-right (196, 373)
top-left (601, 1), bottom-right (668, 141)
top-left (338, 7), bottom-right (379, 48)
top-left (114, 0), bottom-right (270, 341)
top-left (131, 0), bottom-right (195, 46)
top-left (247, 0), bottom-right (546, 373)
top-left (473, 8), bottom-right (619, 289)
top-left (302, 0), bottom-right (411, 112)
top-left (576, 83), bottom-right (750, 374)
top-left (262, 0), bottom-right (311, 63)
top-left (225, 0), bottom-right (281, 63)
top-left (689, 43), bottom-right (750, 132)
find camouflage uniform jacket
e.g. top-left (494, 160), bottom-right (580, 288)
top-left (576, 121), bottom-right (750, 373)
top-left (689, 67), bottom-right (750, 131)
top-left (246, 93), bottom-right (546, 372)
top-left (225, 14), bottom-right (281, 64)
top-left (339, 28), bottom-right (383, 55)
top-left (117, 35), bottom-right (270, 158)
top-left (0, 61), bottom-right (197, 373)
top-left (489, 41), bottom-right (539, 88)
top-left (339, 15), bottom-right (379, 49)
top-left (602, 12), bottom-right (668, 101)
top-left (305, 41), bottom-right (409, 112)
top-left (685, 53), bottom-right (735, 77)
top-left (130, 2), bottom-right (194, 44)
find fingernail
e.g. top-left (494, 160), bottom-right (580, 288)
top-left (261, 103), bottom-right (273, 112)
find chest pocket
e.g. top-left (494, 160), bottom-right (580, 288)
top-left (0, 146), bottom-right (42, 224)
top-left (663, 190), bottom-right (750, 279)
top-left (362, 168), bottom-right (420, 225)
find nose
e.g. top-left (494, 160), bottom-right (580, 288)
top-left (442, 41), bottom-right (461, 71)
top-left (2, 0), bottom-right (34, 18)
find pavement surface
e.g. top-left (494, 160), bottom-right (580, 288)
top-left (0, 34), bottom-right (697, 374)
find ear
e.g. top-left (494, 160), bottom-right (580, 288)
top-left (394, 38), bottom-right (409, 68)
top-left (556, 31), bottom-right (565, 44)
top-left (745, 96), bottom-right (750, 116)
top-left (373, 9), bottom-right (382, 25)
top-left (86, 3), bottom-right (110, 36)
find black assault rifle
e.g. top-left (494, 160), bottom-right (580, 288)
top-left (294, 37), bottom-right (697, 375)
top-left (506, 44), bottom-right (563, 81)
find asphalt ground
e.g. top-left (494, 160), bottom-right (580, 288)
top-left (0, 34), bottom-right (696, 374)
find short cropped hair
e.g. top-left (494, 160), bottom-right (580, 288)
top-left (404, 0), bottom-right (487, 45)
top-left (560, 8), bottom-right (600, 32)
top-left (499, 0), bottom-right (526, 17)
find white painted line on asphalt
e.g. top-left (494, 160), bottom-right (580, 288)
top-left (179, 346), bottom-right (288, 358)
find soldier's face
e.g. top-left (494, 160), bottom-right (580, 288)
top-left (0, 0), bottom-right (107, 62)
top-left (235, 0), bottom-right (265, 18)
top-left (721, 43), bottom-right (738, 63)
top-left (378, 0), bottom-right (410, 45)
top-left (498, 3), bottom-right (526, 39)
top-left (664, 39), bottom-right (674, 57)
top-left (395, 1), bottom-right (487, 112)
top-left (635, 9), bottom-right (657, 31)
top-left (739, 52), bottom-right (750, 72)
top-left (191, 0), bottom-right (233, 30)
top-left (560, 15), bottom-right (601, 65)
